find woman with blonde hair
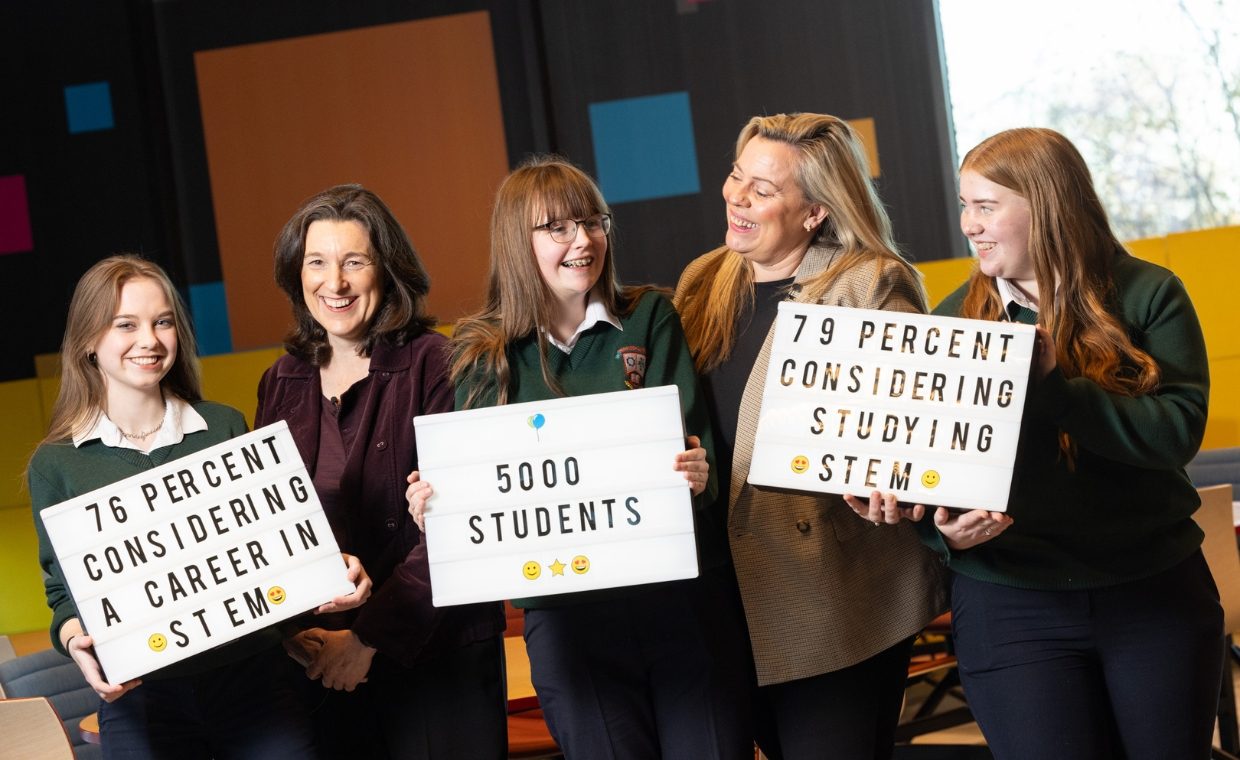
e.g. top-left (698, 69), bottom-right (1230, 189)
top-left (924, 127), bottom-right (1220, 759)
top-left (410, 156), bottom-right (753, 758)
top-left (674, 113), bottom-right (945, 759)
top-left (29, 254), bottom-right (369, 758)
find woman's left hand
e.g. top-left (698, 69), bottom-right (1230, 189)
top-left (842, 491), bottom-right (925, 525)
top-left (406, 470), bottom-right (433, 531)
top-left (303, 628), bottom-right (375, 692)
top-left (1033, 325), bottom-right (1057, 379)
top-left (674, 435), bottom-right (710, 497)
top-left (316, 553), bottom-right (373, 613)
top-left (932, 507), bottom-right (1014, 551)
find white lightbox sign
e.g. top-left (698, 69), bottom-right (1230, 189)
top-left (748, 303), bottom-right (1035, 511)
top-left (415, 385), bottom-right (698, 606)
top-left (39, 422), bottom-right (353, 683)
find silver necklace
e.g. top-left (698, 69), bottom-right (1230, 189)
top-left (118, 408), bottom-right (167, 440)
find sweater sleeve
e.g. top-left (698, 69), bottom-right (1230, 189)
top-left (646, 294), bottom-right (719, 511)
top-left (28, 450), bottom-right (79, 654)
top-left (1035, 270), bottom-right (1208, 470)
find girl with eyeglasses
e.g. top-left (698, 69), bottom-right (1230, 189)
top-left (408, 156), bottom-right (754, 759)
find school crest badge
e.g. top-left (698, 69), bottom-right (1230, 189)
top-left (615, 345), bottom-right (648, 389)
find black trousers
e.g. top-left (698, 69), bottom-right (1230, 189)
top-left (302, 636), bottom-right (507, 760)
top-left (100, 646), bottom-right (316, 760)
top-left (523, 568), bottom-right (754, 760)
top-left (952, 550), bottom-right (1225, 760)
top-left (754, 636), bottom-right (915, 760)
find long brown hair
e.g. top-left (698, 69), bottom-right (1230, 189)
top-left (676, 113), bottom-right (922, 372)
top-left (41, 254), bottom-right (202, 445)
top-left (958, 129), bottom-right (1159, 389)
top-left (273, 184), bottom-right (435, 366)
top-left (956, 128), bottom-right (1160, 458)
top-left (452, 155), bottom-right (657, 407)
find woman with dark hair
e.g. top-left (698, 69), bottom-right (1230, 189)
top-left (30, 254), bottom-right (370, 759)
top-left (924, 127), bottom-right (1220, 759)
top-left (257, 184), bottom-right (507, 759)
top-left (409, 157), bottom-right (752, 759)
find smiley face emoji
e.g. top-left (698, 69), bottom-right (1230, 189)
top-left (921, 470), bottom-right (941, 489)
top-left (522, 561), bottom-right (542, 580)
top-left (571, 555), bottom-right (590, 575)
top-left (267, 586), bottom-right (286, 605)
top-left (148, 633), bottom-right (167, 652)
top-left (790, 455), bottom-right (810, 474)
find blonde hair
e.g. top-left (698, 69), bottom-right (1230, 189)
top-left (452, 155), bottom-right (657, 407)
top-left (41, 254), bottom-right (202, 445)
top-left (677, 112), bottom-right (922, 371)
top-left (956, 128), bottom-right (1160, 458)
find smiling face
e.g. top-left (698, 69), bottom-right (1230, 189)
top-left (531, 210), bottom-right (607, 310)
top-left (921, 469), bottom-right (941, 489)
top-left (522, 561), bottom-right (542, 580)
top-left (959, 170), bottom-right (1036, 298)
top-left (93, 277), bottom-right (178, 402)
top-left (301, 219), bottom-right (383, 352)
top-left (267, 586), bottom-right (286, 605)
top-left (790, 455), bottom-right (810, 474)
top-left (571, 555), bottom-right (590, 574)
top-left (723, 137), bottom-right (825, 280)
top-left (148, 632), bottom-right (167, 652)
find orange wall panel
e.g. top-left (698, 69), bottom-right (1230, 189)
top-left (195, 12), bottom-right (508, 350)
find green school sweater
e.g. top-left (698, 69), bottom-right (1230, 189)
top-left (28, 401), bottom-right (282, 678)
top-left (926, 253), bottom-right (1209, 589)
top-left (456, 291), bottom-right (721, 609)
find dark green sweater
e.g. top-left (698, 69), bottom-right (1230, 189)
top-left (456, 291), bottom-right (721, 608)
top-left (28, 401), bottom-right (281, 677)
top-left (927, 253), bottom-right (1209, 589)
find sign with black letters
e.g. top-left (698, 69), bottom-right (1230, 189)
top-left (40, 422), bottom-right (353, 683)
top-left (748, 303), bottom-right (1035, 511)
top-left (415, 386), bottom-right (698, 606)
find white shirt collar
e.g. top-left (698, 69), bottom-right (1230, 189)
top-left (73, 397), bottom-right (209, 451)
top-left (547, 295), bottom-right (623, 353)
top-left (996, 277), bottom-right (1040, 316)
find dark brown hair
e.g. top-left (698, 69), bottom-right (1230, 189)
top-left (273, 184), bottom-right (435, 365)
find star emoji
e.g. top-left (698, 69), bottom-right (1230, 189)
top-left (549, 559), bottom-right (566, 576)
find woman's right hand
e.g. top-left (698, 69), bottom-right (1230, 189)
top-left (67, 633), bottom-right (141, 703)
top-left (842, 491), bottom-right (926, 525)
top-left (406, 470), bottom-right (434, 531)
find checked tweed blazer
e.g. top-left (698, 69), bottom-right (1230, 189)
top-left (677, 244), bottom-right (947, 686)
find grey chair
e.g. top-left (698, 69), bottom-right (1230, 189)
top-left (0, 648), bottom-right (100, 759)
top-left (1188, 446), bottom-right (1240, 497)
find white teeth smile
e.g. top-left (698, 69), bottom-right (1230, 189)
top-left (729, 214), bottom-right (757, 229)
top-left (562, 257), bottom-right (593, 269)
top-left (130, 357), bottom-right (159, 366)
top-left (323, 297), bottom-right (355, 308)
top-left (975, 242), bottom-right (996, 252)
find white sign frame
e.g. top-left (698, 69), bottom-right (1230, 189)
top-left (415, 385), bottom-right (699, 606)
top-left (748, 303), bottom-right (1035, 511)
top-left (39, 422), bottom-right (353, 683)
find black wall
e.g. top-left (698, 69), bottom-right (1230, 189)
top-left (0, 0), bottom-right (962, 383)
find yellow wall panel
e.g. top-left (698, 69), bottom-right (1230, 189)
top-left (200, 347), bottom-right (285, 428)
top-left (0, 380), bottom-right (46, 511)
top-left (914, 257), bottom-right (975, 310)
top-left (1204, 356), bottom-right (1240, 451)
top-left (1125, 236), bottom-right (1169, 267)
top-left (1165, 226), bottom-right (1240, 360)
top-left (0, 505), bottom-right (52, 635)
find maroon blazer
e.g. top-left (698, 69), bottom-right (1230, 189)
top-left (256, 332), bottom-right (504, 668)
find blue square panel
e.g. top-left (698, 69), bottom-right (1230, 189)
top-left (589, 92), bottom-right (700, 204)
top-left (64, 82), bottom-right (115, 134)
top-left (189, 281), bottom-right (233, 356)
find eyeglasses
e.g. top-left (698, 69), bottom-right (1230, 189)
top-left (533, 214), bottom-right (612, 244)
